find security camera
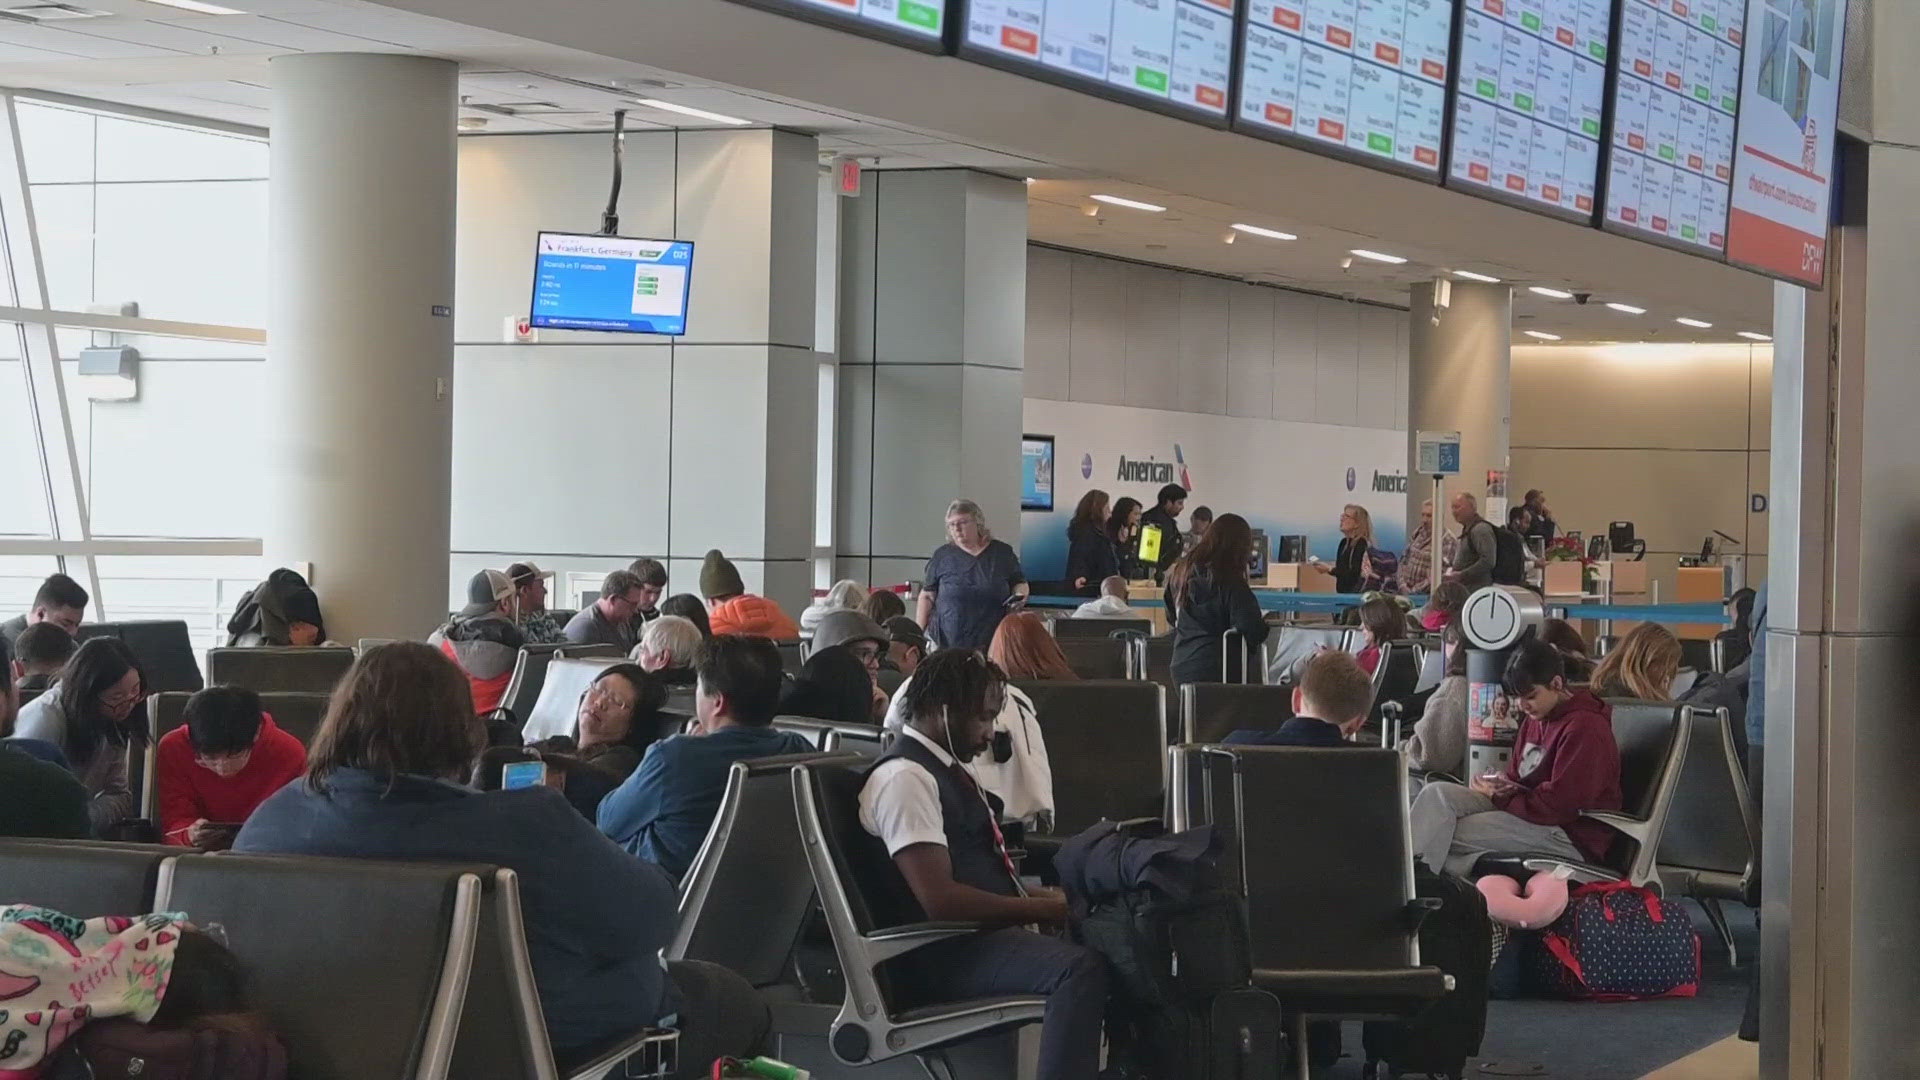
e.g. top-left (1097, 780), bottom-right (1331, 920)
top-left (1573, 292), bottom-right (1592, 305)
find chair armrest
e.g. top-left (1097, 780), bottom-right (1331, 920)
top-left (865, 921), bottom-right (993, 963)
top-left (562, 1027), bottom-right (678, 1080)
top-left (1400, 897), bottom-right (1443, 932)
top-left (1411, 770), bottom-right (1463, 786)
top-left (1580, 810), bottom-right (1651, 838)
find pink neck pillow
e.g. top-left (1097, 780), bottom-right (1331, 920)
top-left (1477, 871), bottom-right (1571, 929)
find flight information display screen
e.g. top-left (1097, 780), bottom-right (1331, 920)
top-left (964, 0), bottom-right (1236, 119)
top-left (1446, 0), bottom-right (1611, 221)
top-left (1234, 0), bottom-right (1453, 176)
top-left (1603, 0), bottom-right (1746, 255)
top-left (736, 0), bottom-right (946, 49)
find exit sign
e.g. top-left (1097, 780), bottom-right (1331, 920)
top-left (836, 157), bottom-right (862, 198)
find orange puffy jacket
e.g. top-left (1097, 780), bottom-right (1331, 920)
top-left (708, 594), bottom-right (801, 641)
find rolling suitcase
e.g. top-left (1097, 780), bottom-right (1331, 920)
top-left (1112, 985), bottom-right (1283, 1080)
top-left (1362, 870), bottom-right (1492, 1080)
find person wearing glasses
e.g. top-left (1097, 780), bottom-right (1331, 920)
top-left (14, 636), bottom-right (149, 834)
top-left (154, 685), bottom-right (305, 849)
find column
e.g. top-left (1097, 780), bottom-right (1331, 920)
top-left (1406, 281), bottom-right (1513, 526)
top-left (265, 54), bottom-right (457, 641)
top-left (1762, 140), bottom-right (1920, 1074)
top-left (836, 169), bottom-right (1027, 588)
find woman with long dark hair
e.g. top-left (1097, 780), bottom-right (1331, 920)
top-left (13, 636), bottom-right (147, 833)
top-left (1107, 496), bottom-right (1145, 580)
top-left (1164, 512), bottom-right (1270, 685)
top-left (1064, 489), bottom-right (1117, 595)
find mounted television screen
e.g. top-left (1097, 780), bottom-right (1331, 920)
top-left (962, 0), bottom-right (1236, 122)
top-left (529, 232), bottom-right (695, 335)
top-left (723, 0), bottom-right (947, 51)
top-left (1021, 434), bottom-right (1056, 511)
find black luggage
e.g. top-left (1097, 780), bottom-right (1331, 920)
top-left (1107, 985), bottom-right (1283, 1080)
top-left (1362, 869), bottom-right (1492, 1080)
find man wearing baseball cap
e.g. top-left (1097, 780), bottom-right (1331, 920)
top-left (507, 561), bottom-right (567, 645)
top-left (428, 569), bottom-right (526, 714)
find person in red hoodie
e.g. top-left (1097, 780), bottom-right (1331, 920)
top-left (156, 686), bottom-right (306, 849)
top-left (1410, 638), bottom-right (1621, 877)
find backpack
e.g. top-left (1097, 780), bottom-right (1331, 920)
top-left (44, 1020), bottom-right (288, 1080)
top-left (1491, 528), bottom-right (1526, 586)
top-left (1525, 881), bottom-right (1700, 1001)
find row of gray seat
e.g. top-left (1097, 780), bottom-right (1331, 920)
top-left (0, 841), bottom-right (675, 1080)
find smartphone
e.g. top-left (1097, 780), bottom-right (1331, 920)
top-left (501, 760), bottom-right (548, 791)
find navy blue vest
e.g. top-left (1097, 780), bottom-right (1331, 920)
top-left (867, 732), bottom-right (1019, 926)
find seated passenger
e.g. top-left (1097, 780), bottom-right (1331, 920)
top-left (597, 635), bottom-right (813, 879)
top-left (564, 569), bottom-right (650, 653)
top-left (225, 567), bottom-right (330, 647)
top-left (507, 561), bottom-right (567, 645)
top-left (1538, 617), bottom-right (1595, 681)
top-left (1410, 641), bottom-right (1621, 876)
top-left (0, 740), bottom-right (89, 839)
top-left (554, 663), bottom-right (670, 781)
top-left (812, 610), bottom-right (890, 679)
top-left (12, 621), bottom-right (75, 696)
top-left (660, 593), bottom-right (713, 640)
top-left (428, 569), bottom-right (525, 714)
top-left (861, 649), bottom-right (1107, 1080)
top-left (156, 685), bottom-right (305, 849)
top-left (1589, 622), bottom-right (1746, 754)
top-left (1225, 649), bottom-right (1373, 747)
top-left (779, 646), bottom-right (883, 725)
top-left (626, 558), bottom-right (669, 627)
top-left (861, 587), bottom-right (907, 625)
top-left (237, 642), bottom-right (680, 1062)
top-left (1354, 595), bottom-right (1408, 676)
top-left (1419, 580), bottom-right (1469, 632)
top-left (883, 617), bottom-right (1056, 831)
top-left (701, 550), bottom-right (800, 640)
top-left (1404, 624), bottom-right (1469, 775)
top-left (633, 614), bottom-right (703, 688)
top-left (799, 578), bottom-right (866, 636)
top-left (877, 616), bottom-right (927, 696)
top-left (0, 572), bottom-right (87, 649)
top-left (14, 637), bottom-right (147, 835)
top-left (1072, 575), bottom-right (1139, 620)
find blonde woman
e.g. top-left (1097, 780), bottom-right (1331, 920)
top-left (916, 499), bottom-right (1029, 651)
top-left (1333, 503), bottom-right (1375, 593)
top-left (1589, 623), bottom-right (1683, 701)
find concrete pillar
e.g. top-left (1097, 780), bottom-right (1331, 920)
top-left (1763, 135), bottom-right (1920, 1077)
top-left (836, 169), bottom-right (1027, 588)
top-left (1406, 281), bottom-right (1513, 527)
top-left (265, 54), bottom-right (457, 641)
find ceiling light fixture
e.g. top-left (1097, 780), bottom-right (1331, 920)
top-left (1452, 270), bottom-right (1501, 283)
top-left (1605, 302), bottom-right (1647, 314)
top-left (457, 116), bottom-right (489, 132)
top-left (1231, 223), bottom-right (1297, 241)
top-left (139, 0), bottom-right (246, 12)
top-left (1738, 331), bottom-right (1772, 341)
top-left (1676, 317), bottom-right (1714, 328)
top-left (632, 98), bottom-right (751, 126)
top-left (1523, 330), bottom-right (1563, 341)
top-left (1528, 286), bottom-right (1574, 299)
top-left (1089, 194), bottom-right (1166, 212)
top-left (1349, 248), bottom-right (1407, 264)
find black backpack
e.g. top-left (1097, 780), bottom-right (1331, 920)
top-left (1492, 527), bottom-right (1527, 586)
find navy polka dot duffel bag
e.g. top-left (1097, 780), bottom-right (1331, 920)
top-left (1525, 881), bottom-right (1700, 1001)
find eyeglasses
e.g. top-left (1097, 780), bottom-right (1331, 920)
top-left (588, 683), bottom-right (636, 712)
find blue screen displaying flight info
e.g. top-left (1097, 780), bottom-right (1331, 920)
top-left (529, 232), bottom-right (695, 335)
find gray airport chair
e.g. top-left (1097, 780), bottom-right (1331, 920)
top-left (206, 645), bottom-right (355, 694)
top-left (1656, 705), bottom-right (1757, 962)
top-left (0, 838), bottom-right (177, 917)
top-left (521, 657), bottom-right (624, 743)
top-left (77, 620), bottom-right (204, 693)
top-left (1048, 616), bottom-right (1153, 640)
top-left (1179, 682), bottom-right (1295, 745)
top-left (1013, 679), bottom-right (1166, 837)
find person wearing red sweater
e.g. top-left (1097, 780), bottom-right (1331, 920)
top-left (1410, 639), bottom-right (1621, 877)
top-left (156, 686), bottom-right (306, 849)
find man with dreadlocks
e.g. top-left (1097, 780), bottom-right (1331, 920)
top-left (856, 648), bottom-right (1109, 1080)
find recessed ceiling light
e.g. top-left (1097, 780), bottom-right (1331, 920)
top-left (1529, 286), bottom-right (1574, 299)
top-left (457, 116), bottom-right (488, 132)
top-left (139, 0), bottom-right (246, 12)
top-left (1676, 317), bottom-right (1714, 328)
top-left (1605, 302), bottom-right (1647, 314)
top-left (1452, 270), bottom-right (1502, 283)
top-left (1349, 248), bottom-right (1407, 264)
top-left (632, 98), bottom-right (751, 126)
top-left (1089, 194), bottom-right (1166, 212)
top-left (1738, 331), bottom-right (1772, 341)
top-left (1231, 223), bottom-right (1297, 241)
top-left (1524, 330), bottom-right (1563, 341)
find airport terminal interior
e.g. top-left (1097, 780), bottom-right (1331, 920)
top-left (0, 0), bottom-right (1908, 1077)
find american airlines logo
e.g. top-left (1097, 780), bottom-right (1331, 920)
top-left (1371, 471), bottom-right (1409, 493)
top-left (1115, 445), bottom-right (1193, 490)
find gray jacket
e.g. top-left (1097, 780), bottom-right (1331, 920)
top-left (1404, 674), bottom-right (1468, 776)
top-left (1452, 518), bottom-right (1498, 590)
top-left (14, 688), bottom-right (132, 832)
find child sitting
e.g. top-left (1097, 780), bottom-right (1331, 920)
top-left (1225, 649), bottom-right (1374, 747)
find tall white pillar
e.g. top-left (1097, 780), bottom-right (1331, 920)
top-left (266, 54), bottom-right (457, 641)
top-left (1406, 281), bottom-right (1513, 524)
top-left (836, 169), bottom-right (1027, 588)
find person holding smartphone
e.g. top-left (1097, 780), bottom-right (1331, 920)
top-left (1409, 639), bottom-right (1622, 877)
top-left (156, 686), bottom-right (306, 849)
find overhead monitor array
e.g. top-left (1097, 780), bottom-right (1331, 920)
top-left (962, 0), bottom-right (1237, 120)
top-left (1235, 0), bottom-right (1453, 177)
top-left (722, 0), bottom-right (1849, 287)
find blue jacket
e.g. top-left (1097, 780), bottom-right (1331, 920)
top-left (598, 725), bottom-right (815, 880)
top-left (1224, 716), bottom-right (1351, 748)
top-left (235, 768), bottom-right (677, 1055)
